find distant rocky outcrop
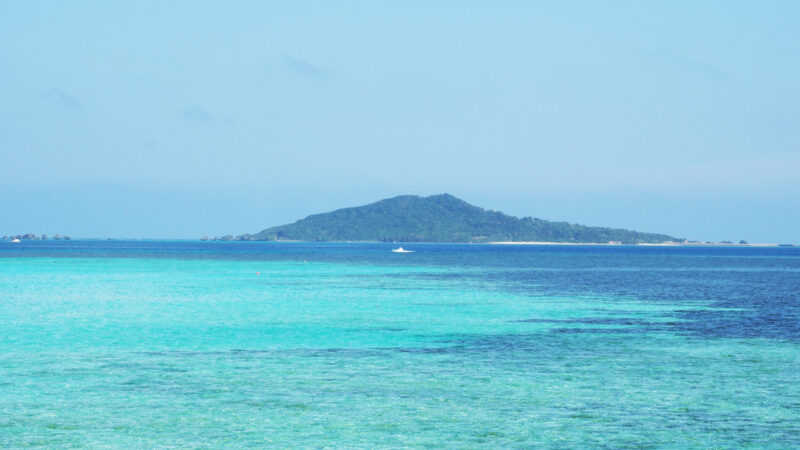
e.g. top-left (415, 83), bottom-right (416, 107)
top-left (2, 233), bottom-right (71, 241)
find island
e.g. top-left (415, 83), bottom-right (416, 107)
top-left (228, 194), bottom-right (684, 244)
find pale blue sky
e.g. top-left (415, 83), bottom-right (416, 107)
top-left (2, 1), bottom-right (798, 242)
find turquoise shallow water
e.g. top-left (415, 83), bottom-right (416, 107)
top-left (1, 241), bottom-right (799, 447)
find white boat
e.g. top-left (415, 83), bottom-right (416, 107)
top-left (11, 238), bottom-right (21, 243)
top-left (392, 247), bottom-right (413, 253)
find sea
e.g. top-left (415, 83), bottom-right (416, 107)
top-left (1, 240), bottom-right (799, 447)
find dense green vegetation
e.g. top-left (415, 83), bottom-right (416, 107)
top-left (237, 194), bottom-right (682, 244)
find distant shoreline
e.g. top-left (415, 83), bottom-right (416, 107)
top-left (489, 241), bottom-right (791, 247)
top-left (2, 238), bottom-right (793, 247)
top-left (207, 239), bottom-right (793, 247)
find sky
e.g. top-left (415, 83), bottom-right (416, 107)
top-left (1, 1), bottom-right (799, 242)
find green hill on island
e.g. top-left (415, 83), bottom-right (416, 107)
top-left (233, 194), bottom-right (682, 244)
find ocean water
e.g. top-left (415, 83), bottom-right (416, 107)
top-left (1, 241), bottom-right (799, 447)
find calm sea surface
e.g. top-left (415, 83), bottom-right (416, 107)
top-left (1, 241), bottom-right (799, 447)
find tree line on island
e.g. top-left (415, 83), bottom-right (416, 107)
top-left (207, 194), bottom-right (689, 244)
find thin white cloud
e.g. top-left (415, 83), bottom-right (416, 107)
top-left (181, 105), bottom-right (215, 123)
top-left (643, 47), bottom-right (730, 82)
top-left (281, 54), bottom-right (326, 79)
top-left (42, 88), bottom-right (82, 109)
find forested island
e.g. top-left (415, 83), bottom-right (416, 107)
top-left (225, 194), bottom-right (683, 244)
